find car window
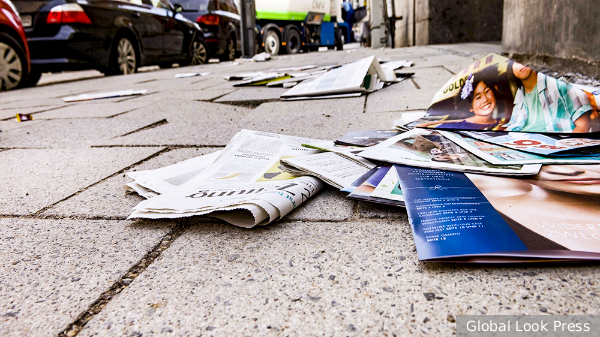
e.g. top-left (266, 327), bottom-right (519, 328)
top-left (225, 0), bottom-right (237, 14)
top-left (173, 0), bottom-right (209, 11)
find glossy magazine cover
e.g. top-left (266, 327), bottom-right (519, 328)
top-left (396, 165), bottom-right (600, 262)
top-left (406, 53), bottom-right (600, 134)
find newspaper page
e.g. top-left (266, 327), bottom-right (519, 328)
top-left (125, 151), bottom-right (222, 195)
top-left (130, 130), bottom-right (329, 227)
top-left (357, 129), bottom-right (542, 176)
top-left (439, 131), bottom-right (600, 165)
top-left (280, 56), bottom-right (392, 98)
top-left (281, 152), bottom-right (372, 189)
top-left (406, 53), bottom-right (599, 134)
top-left (301, 143), bottom-right (376, 169)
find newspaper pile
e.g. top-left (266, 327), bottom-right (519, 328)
top-left (126, 130), bottom-right (331, 228)
top-left (222, 56), bottom-right (413, 97)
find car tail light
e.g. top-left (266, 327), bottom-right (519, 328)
top-left (46, 4), bottom-right (92, 24)
top-left (197, 14), bottom-right (219, 25)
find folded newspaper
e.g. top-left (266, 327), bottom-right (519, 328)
top-left (128, 130), bottom-right (331, 228)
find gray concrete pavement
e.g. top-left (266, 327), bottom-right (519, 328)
top-left (1, 43), bottom-right (599, 336)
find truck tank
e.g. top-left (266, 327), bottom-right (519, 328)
top-left (255, 0), bottom-right (331, 22)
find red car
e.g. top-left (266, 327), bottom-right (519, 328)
top-left (0, 0), bottom-right (30, 90)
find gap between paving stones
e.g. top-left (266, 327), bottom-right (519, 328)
top-left (117, 119), bottom-right (169, 137)
top-left (58, 220), bottom-right (189, 337)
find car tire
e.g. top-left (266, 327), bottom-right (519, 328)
top-left (263, 29), bottom-right (280, 56)
top-left (107, 35), bottom-right (138, 75)
top-left (335, 28), bottom-right (345, 50)
top-left (284, 28), bottom-right (301, 54)
top-left (22, 69), bottom-right (42, 88)
top-left (0, 32), bottom-right (28, 90)
top-left (220, 37), bottom-right (235, 61)
top-left (188, 38), bottom-right (208, 65)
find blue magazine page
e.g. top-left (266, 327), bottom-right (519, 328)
top-left (395, 166), bottom-right (527, 260)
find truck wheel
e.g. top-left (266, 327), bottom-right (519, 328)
top-left (335, 28), bottom-right (345, 50)
top-left (284, 29), bottom-right (301, 54)
top-left (264, 30), bottom-right (280, 56)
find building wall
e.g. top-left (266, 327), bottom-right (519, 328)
top-left (428, 0), bottom-right (503, 44)
top-left (393, 0), bottom-right (502, 47)
top-left (503, 0), bottom-right (600, 63)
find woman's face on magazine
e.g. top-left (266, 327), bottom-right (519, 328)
top-left (470, 82), bottom-right (496, 117)
top-left (512, 62), bottom-right (534, 81)
top-left (528, 165), bottom-right (600, 195)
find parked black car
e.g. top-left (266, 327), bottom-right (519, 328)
top-left (13, 0), bottom-right (208, 86)
top-left (173, 0), bottom-right (240, 61)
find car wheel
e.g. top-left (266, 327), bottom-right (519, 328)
top-left (335, 28), bottom-right (345, 50)
top-left (284, 29), bottom-right (300, 54)
top-left (22, 69), bottom-right (42, 88)
top-left (0, 32), bottom-right (27, 91)
top-left (264, 30), bottom-right (280, 56)
top-left (109, 36), bottom-right (137, 75)
top-left (220, 37), bottom-right (235, 61)
top-left (189, 39), bottom-right (208, 65)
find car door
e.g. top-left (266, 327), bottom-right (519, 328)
top-left (150, 0), bottom-right (185, 57)
top-left (216, 0), bottom-right (240, 46)
top-left (119, 0), bottom-right (164, 59)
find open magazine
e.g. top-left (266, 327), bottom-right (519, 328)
top-left (457, 131), bottom-right (600, 156)
top-left (439, 131), bottom-right (600, 165)
top-left (357, 128), bottom-right (542, 176)
top-left (405, 53), bottom-right (600, 134)
top-left (396, 165), bottom-right (600, 262)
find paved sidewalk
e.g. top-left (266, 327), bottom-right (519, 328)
top-left (1, 43), bottom-right (599, 336)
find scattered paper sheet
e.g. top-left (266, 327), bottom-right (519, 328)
top-left (175, 72), bottom-right (211, 78)
top-left (63, 90), bottom-right (147, 102)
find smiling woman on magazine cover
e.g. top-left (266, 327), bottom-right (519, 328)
top-left (466, 165), bottom-right (600, 252)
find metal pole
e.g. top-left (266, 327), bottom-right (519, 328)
top-left (240, 0), bottom-right (256, 58)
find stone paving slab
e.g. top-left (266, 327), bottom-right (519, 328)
top-left (215, 87), bottom-right (288, 103)
top-left (366, 79), bottom-right (433, 113)
top-left (286, 188), bottom-right (356, 222)
top-left (42, 148), bottom-right (221, 219)
top-left (78, 219), bottom-right (600, 336)
top-left (34, 101), bottom-right (151, 119)
top-left (95, 102), bottom-right (253, 146)
top-left (0, 117), bottom-right (165, 148)
top-left (142, 88), bottom-right (236, 102)
top-left (0, 218), bottom-right (172, 337)
top-left (0, 147), bottom-right (162, 215)
top-left (0, 119), bottom-right (44, 132)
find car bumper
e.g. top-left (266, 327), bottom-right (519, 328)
top-left (27, 25), bottom-right (110, 72)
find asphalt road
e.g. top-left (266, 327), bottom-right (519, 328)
top-left (2, 43), bottom-right (599, 337)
